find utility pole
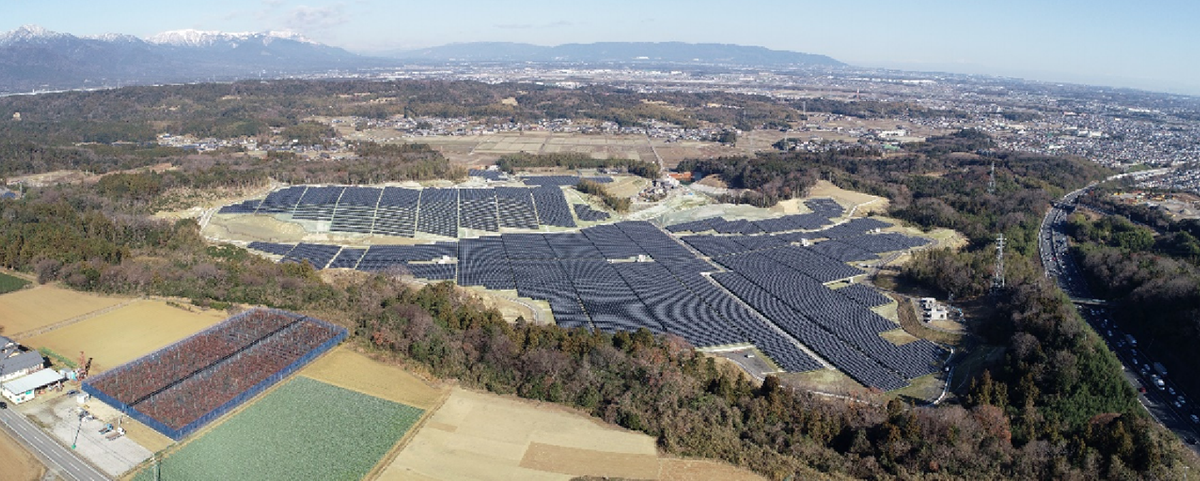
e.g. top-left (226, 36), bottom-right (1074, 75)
top-left (993, 233), bottom-right (1006, 291)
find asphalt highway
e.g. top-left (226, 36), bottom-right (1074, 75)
top-left (0, 404), bottom-right (110, 481)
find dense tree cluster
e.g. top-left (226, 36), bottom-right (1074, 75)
top-left (574, 179), bottom-right (631, 213)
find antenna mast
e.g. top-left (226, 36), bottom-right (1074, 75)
top-left (992, 233), bottom-right (1006, 291)
top-left (988, 160), bottom-right (996, 194)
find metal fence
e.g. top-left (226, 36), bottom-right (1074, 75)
top-left (82, 309), bottom-right (347, 440)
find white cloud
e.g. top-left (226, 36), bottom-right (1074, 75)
top-left (286, 4), bottom-right (349, 32)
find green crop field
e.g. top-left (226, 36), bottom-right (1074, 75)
top-left (136, 376), bottom-right (424, 481)
top-left (0, 272), bottom-right (30, 295)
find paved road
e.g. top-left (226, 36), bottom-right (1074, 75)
top-left (1039, 173), bottom-right (1200, 454)
top-left (0, 406), bottom-right (110, 481)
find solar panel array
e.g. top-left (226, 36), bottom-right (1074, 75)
top-left (416, 188), bottom-right (459, 238)
top-left (247, 242), bottom-right (295, 256)
top-left (244, 213), bottom-right (941, 390)
top-left (281, 243), bottom-right (342, 269)
top-left (468, 169), bottom-right (507, 181)
top-left (495, 187), bottom-right (539, 229)
top-left (459, 189), bottom-right (499, 232)
top-left (805, 198), bottom-right (845, 218)
top-left (219, 184), bottom-right (579, 238)
top-left (521, 176), bottom-right (613, 186)
top-left (573, 204), bottom-right (611, 222)
top-left (329, 187), bottom-right (381, 234)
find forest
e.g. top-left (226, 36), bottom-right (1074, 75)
top-left (495, 152), bottom-right (660, 179)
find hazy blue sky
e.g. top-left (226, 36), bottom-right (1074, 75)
top-left (5, 0), bottom-right (1199, 95)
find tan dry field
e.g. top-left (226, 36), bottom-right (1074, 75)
top-left (299, 347), bottom-right (445, 410)
top-left (379, 387), bottom-right (764, 481)
top-left (807, 180), bottom-right (890, 215)
top-left (22, 299), bottom-right (227, 374)
top-left (0, 430), bottom-right (45, 481)
top-left (0, 284), bottom-right (127, 338)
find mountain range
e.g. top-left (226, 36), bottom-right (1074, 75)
top-left (0, 25), bottom-right (844, 94)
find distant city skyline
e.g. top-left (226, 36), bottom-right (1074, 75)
top-left (5, 0), bottom-right (1199, 96)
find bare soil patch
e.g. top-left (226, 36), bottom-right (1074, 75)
top-left (0, 430), bottom-right (45, 481)
top-left (0, 285), bottom-right (126, 337)
top-left (300, 347), bottom-right (445, 410)
top-left (23, 299), bottom-right (226, 373)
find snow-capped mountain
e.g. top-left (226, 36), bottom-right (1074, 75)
top-left (146, 29), bottom-right (316, 48)
top-left (0, 25), bottom-right (381, 94)
top-left (0, 24), bottom-right (70, 46)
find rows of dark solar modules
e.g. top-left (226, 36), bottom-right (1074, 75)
top-left (710, 218), bottom-right (764, 235)
top-left (328, 248), bottom-right (366, 269)
top-left (247, 242), bottom-right (295, 256)
top-left (573, 204), bottom-right (611, 222)
top-left (545, 233), bottom-right (604, 259)
top-left (403, 263), bottom-right (457, 281)
top-left (531, 187), bottom-right (575, 227)
top-left (415, 188), bottom-right (459, 238)
top-left (511, 259), bottom-right (591, 329)
top-left (372, 187), bottom-right (420, 237)
top-left (562, 258), bottom-right (663, 334)
top-left (329, 187), bottom-right (381, 234)
top-left (805, 198), bottom-right (845, 218)
top-left (494, 188), bottom-right (539, 229)
top-left (730, 246), bottom-right (863, 283)
top-left (281, 243), bottom-right (341, 269)
top-left (612, 262), bottom-right (742, 347)
top-left (257, 186), bottom-right (307, 214)
top-left (722, 255), bottom-right (941, 380)
top-left (581, 224), bottom-right (643, 258)
top-left (677, 273), bottom-right (822, 372)
top-left (218, 199), bottom-right (261, 214)
top-left (836, 284), bottom-right (892, 308)
top-left (502, 233), bottom-right (556, 260)
top-left (293, 186), bottom-right (344, 222)
top-left (457, 237), bottom-right (514, 290)
top-left (618, 221), bottom-right (692, 262)
top-left (680, 235), bottom-right (746, 257)
top-left (712, 271), bottom-right (909, 391)
top-left (665, 218), bottom-right (715, 233)
top-left (521, 176), bottom-right (613, 186)
top-left (806, 240), bottom-right (879, 262)
top-left (468, 169), bottom-right (507, 181)
top-left (459, 189), bottom-right (499, 232)
top-left (752, 213), bottom-right (832, 233)
top-left (356, 243), bottom-right (458, 271)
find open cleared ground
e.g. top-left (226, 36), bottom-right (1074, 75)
top-left (380, 387), bottom-right (763, 481)
top-left (134, 376), bottom-right (423, 481)
top-left (0, 285), bottom-right (127, 338)
top-left (300, 346), bottom-right (445, 410)
top-left (23, 300), bottom-right (227, 374)
top-left (0, 430), bottom-right (45, 481)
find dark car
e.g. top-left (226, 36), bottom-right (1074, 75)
top-left (0, 401), bottom-right (7, 409)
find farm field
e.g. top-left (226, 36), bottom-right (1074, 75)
top-left (23, 300), bottom-right (227, 374)
top-left (300, 346), bottom-right (446, 409)
top-left (0, 284), bottom-right (126, 337)
top-left (0, 271), bottom-right (30, 295)
top-left (134, 376), bottom-right (423, 481)
top-left (380, 387), bottom-right (764, 481)
top-left (0, 430), bottom-right (45, 481)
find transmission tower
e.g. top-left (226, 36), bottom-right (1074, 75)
top-left (992, 233), bottom-right (1006, 290)
top-left (987, 160), bottom-right (997, 194)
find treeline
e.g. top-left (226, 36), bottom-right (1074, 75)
top-left (496, 152), bottom-right (660, 179)
top-left (0, 79), bottom-right (970, 150)
top-left (359, 277), bottom-right (1186, 479)
top-left (677, 130), bottom-right (1110, 252)
top-left (1065, 207), bottom-right (1200, 412)
top-left (574, 179), bottom-right (630, 213)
